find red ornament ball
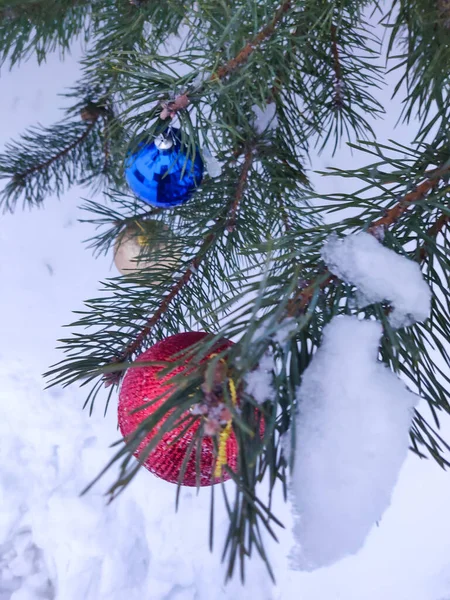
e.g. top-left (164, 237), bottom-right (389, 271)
top-left (118, 332), bottom-right (238, 486)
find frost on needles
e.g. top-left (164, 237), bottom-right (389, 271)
top-left (287, 316), bottom-right (419, 571)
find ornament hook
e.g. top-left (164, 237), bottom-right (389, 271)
top-left (154, 132), bottom-right (174, 150)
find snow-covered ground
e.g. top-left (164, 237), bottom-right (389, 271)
top-left (1, 28), bottom-right (450, 600)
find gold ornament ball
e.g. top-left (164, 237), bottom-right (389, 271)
top-left (113, 221), bottom-right (180, 276)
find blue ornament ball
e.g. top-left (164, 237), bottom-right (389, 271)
top-left (125, 128), bottom-right (204, 208)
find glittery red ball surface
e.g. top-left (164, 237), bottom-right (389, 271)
top-left (118, 332), bottom-right (238, 486)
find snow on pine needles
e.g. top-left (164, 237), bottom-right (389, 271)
top-left (287, 316), bottom-right (419, 571)
top-left (245, 353), bottom-right (276, 405)
top-left (321, 232), bottom-right (431, 328)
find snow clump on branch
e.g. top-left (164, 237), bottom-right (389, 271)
top-left (287, 315), bottom-right (419, 570)
top-left (321, 232), bottom-right (431, 328)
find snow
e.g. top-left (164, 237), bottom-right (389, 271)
top-left (272, 317), bottom-right (298, 346)
top-left (244, 319), bottom-right (299, 404)
top-left (0, 362), bottom-right (278, 600)
top-left (192, 70), bottom-right (211, 90)
top-left (252, 102), bottom-right (278, 134)
top-left (1, 528), bottom-right (54, 600)
top-left (321, 232), bottom-right (431, 328)
top-left (0, 362), bottom-right (150, 600)
top-left (205, 155), bottom-right (222, 177)
top-left (202, 147), bottom-right (222, 178)
top-left (287, 316), bottom-right (419, 571)
top-left (245, 353), bottom-right (276, 404)
top-left (244, 317), bottom-right (301, 403)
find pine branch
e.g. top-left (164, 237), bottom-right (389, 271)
top-left (385, 0), bottom-right (450, 141)
top-left (100, 150), bottom-right (263, 388)
top-left (102, 152), bottom-right (257, 384)
top-left (0, 0), bottom-right (87, 18)
top-left (16, 119), bottom-right (98, 181)
top-left (104, 231), bottom-right (217, 386)
top-left (330, 24), bottom-right (344, 109)
top-left (287, 159), bottom-right (450, 316)
top-left (419, 212), bottom-right (450, 261)
top-left (213, 0), bottom-right (292, 80)
top-left (160, 0), bottom-right (292, 119)
top-left (0, 99), bottom-right (123, 211)
top-left (226, 149), bottom-right (253, 232)
top-left (0, 0), bottom-right (92, 66)
top-left (368, 160), bottom-right (450, 232)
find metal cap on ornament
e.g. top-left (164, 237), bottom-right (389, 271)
top-left (125, 128), bottom-right (204, 208)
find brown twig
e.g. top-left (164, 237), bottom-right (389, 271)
top-left (280, 201), bottom-right (292, 232)
top-left (104, 154), bottom-right (259, 385)
top-left (226, 149), bottom-right (253, 232)
top-left (14, 118), bottom-right (99, 181)
top-left (330, 24), bottom-right (344, 108)
top-left (419, 213), bottom-right (450, 261)
top-left (103, 231), bottom-right (217, 387)
top-left (286, 273), bottom-right (335, 316)
top-left (128, 235), bottom-right (213, 355)
top-left (287, 163), bottom-right (450, 317)
top-left (102, 136), bottom-right (111, 174)
top-left (368, 163), bottom-right (450, 232)
top-left (160, 94), bottom-right (190, 120)
top-left (162, 0), bottom-right (292, 118)
top-left (424, 212), bottom-right (450, 239)
top-left (213, 0), bottom-right (291, 81)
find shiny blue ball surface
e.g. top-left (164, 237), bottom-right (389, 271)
top-left (125, 129), bottom-right (204, 208)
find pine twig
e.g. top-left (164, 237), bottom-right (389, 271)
top-left (213, 0), bottom-right (292, 81)
top-left (226, 149), bottom-right (253, 232)
top-left (279, 196), bottom-right (292, 232)
top-left (286, 273), bottom-right (334, 316)
top-left (287, 161), bottom-right (450, 316)
top-left (367, 162), bottom-right (450, 232)
top-left (14, 118), bottom-right (99, 182)
top-left (269, 23), bottom-right (304, 100)
top-left (161, 0), bottom-right (292, 118)
top-left (419, 212), bottom-right (450, 261)
top-left (123, 231), bottom-right (215, 355)
top-left (0, 0), bottom-right (88, 20)
top-left (0, 100), bottom-right (117, 211)
top-left (425, 212), bottom-right (450, 239)
top-left (330, 24), bottom-right (344, 108)
top-left (104, 154), bottom-right (257, 385)
top-left (103, 231), bottom-right (216, 386)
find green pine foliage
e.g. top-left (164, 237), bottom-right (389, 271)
top-left (1, 0), bottom-right (449, 581)
top-left (0, 0), bottom-right (91, 66)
